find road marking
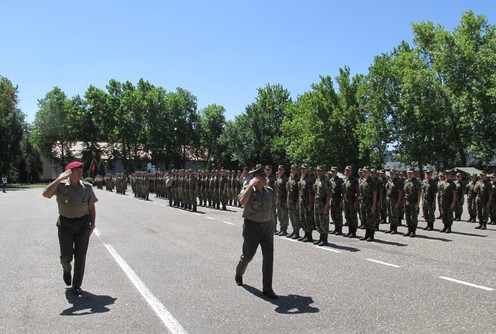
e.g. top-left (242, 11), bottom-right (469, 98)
top-left (101, 241), bottom-right (189, 334)
top-left (439, 276), bottom-right (494, 291)
top-left (366, 258), bottom-right (400, 268)
top-left (222, 221), bottom-right (234, 225)
top-left (316, 246), bottom-right (341, 253)
top-left (206, 217), bottom-right (216, 220)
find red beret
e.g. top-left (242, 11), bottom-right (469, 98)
top-left (65, 161), bottom-right (83, 170)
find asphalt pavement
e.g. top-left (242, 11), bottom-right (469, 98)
top-left (1, 188), bottom-right (494, 334)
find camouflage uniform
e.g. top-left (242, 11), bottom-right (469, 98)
top-left (358, 168), bottom-right (377, 241)
top-left (421, 172), bottom-right (437, 230)
top-left (385, 171), bottom-right (402, 234)
top-left (466, 175), bottom-right (477, 222)
top-left (329, 167), bottom-right (343, 235)
top-left (474, 174), bottom-right (491, 230)
top-left (286, 166), bottom-right (300, 238)
top-left (275, 166), bottom-right (289, 235)
top-left (440, 171), bottom-right (456, 233)
top-left (313, 166), bottom-right (331, 245)
top-left (298, 164), bottom-right (315, 242)
top-left (343, 166), bottom-right (359, 237)
top-left (403, 170), bottom-right (421, 237)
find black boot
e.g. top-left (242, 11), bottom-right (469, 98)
top-left (367, 229), bottom-right (375, 242)
top-left (279, 228), bottom-right (288, 237)
top-left (334, 226), bottom-right (342, 236)
top-left (391, 225), bottom-right (398, 234)
top-left (403, 227), bottom-right (412, 237)
top-left (385, 225), bottom-right (393, 233)
top-left (292, 229), bottom-right (301, 239)
top-left (481, 222), bottom-right (487, 230)
top-left (318, 233), bottom-right (328, 246)
top-left (360, 230), bottom-right (370, 241)
top-left (410, 228), bottom-right (416, 238)
top-left (313, 234), bottom-right (323, 244)
top-left (475, 223), bottom-right (482, 229)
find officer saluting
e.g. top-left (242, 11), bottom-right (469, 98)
top-left (234, 165), bottom-right (277, 299)
top-left (42, 161), bottom-right (98, 296)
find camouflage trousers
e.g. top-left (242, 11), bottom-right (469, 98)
top-left (359, 202), bottom-right (376, 232)
top-left (343, 198), bottom-right (358, 233)
top-left (405, 201), bottom-right (419, 230)
top-left (276, 203), bottom-right (289, 230)
top-left (388, 198), bottom-right (400, 227)
top-left (476, 197), bottom-right (490, 224)
top-left (330, 201), bottom-right (343, 229)
top-left (288, 205), bottom-right (301, 231)
top-left (314, 203), bottom-right (329, 234)
top-left (467, 196), bottom-right (476, 219)
top-left (299, 204), bottom-right (315, 233)
top-left (455, 197), bottom-right (464, 218)
top-left (422, 200), bottom-right (436, 225)
top-left (441, 204), bottom-right (454, 228)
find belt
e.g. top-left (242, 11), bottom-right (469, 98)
top-left (60, 214), bottom-right (89, 221)
top-left (245, 218), bottom-right (271, 225)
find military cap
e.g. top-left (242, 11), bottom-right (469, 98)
top-left (407, 167), bottom-right (414, 172)
top-left (301, 163), bottom-right (309, 169)
top-left (265, 165), bottom-right (272, 170)
top-left (362, 166), bottom-right (369, 172)
top-left (331, 166), bottom-right (338, 172)
top-left (278, 165), bottom-right (285, 170)
top-left (425, 169), bottom-right (432, 173)
top-left (249, 165), bottom-right (266, 176)
top-left (290, 164), bottom-right (298, 169)
top-left (345, 166), bottom-right (352, 171)
top-left (371, 168), bottom-right (376, 173)
top-left (379, 170), bottom-right (384, 174)
top-left (444, 169), bottom-right (452, 174)
top-left (390, 169), bottom-right (397, 174)
top-left (316, 165), bottom-right (326, 171)
top-left (471, 173), bottom-right (477, 177)
top-left (480, 171), bottom-right (486, 175)
top-left (65, 161), bottom-right (83, 170)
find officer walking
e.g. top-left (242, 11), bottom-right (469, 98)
top-left (235, 165), bottom-right (277, 299)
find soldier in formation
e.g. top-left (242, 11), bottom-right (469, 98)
top-left (439, 170), bottom-right (457, 233)
top-left (358, 167), bottom-right (377, 241)
top-left (313, 165), bottom-right (331, 246)
top-left (329, 167), bottom-right (343, 235)
top-left (343, 166), bottom-right (359, 238)
top-left (115, 173), bottom-right (128, 195)
top-left (474, 171), bottom-right (491, 230)
top-left (286, 165), bottom-right (301, 239)
top-left (466, 173), bottom-right (478, 223)
top-left (421, 169), bottom-right (437, 231)
top-left (402, 168), bottom-right (421, 237)
top-left (275, 165), bottom-right (289, 236)
top-left (105, 173), bottom-right (114, 191)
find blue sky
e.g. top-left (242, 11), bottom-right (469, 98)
top-left (2, 0), bottom-right (495, 123)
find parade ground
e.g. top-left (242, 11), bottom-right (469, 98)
top-left (1, 188), bottom-right (494, 334)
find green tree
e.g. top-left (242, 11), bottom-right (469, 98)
top-left (31, 87), bottom-right (74, 166)
top-left (199, 104), bottom-right (226, 169)
top-left (0, 75), bottom-right (25, 177)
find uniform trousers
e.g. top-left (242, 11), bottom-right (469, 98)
top-left (236, 219), bottom-right (274, 291)
top-left (57, 215), bottom-right (91, 288)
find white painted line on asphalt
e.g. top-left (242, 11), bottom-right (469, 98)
top-left (192, 212), bottom-right (202, 216)
top-left (316, 246), bottom-right (341, 253)
top-left (222, 221), bottom-right (234, 225)
top-left (439, 276), bottom-right (494, 291)
top-left (103, 243), bottom-right (189, 334)
top-left (366, 259), bottom-right (400, 268)
top-left (206, 217), bottom-right (216, 220)
top-left (94, 228), bottom-right (102, 238)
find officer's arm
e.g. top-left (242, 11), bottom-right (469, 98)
top-left (89, 204), bottom-right (96, 227)
top-left (239, 178), bottom-right (257, 205)
top-left (43, 170), bottom-right (71, 198)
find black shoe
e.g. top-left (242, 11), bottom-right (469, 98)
top-left (423, 226), bottom-right (429, 230)
top-left (475, 225), bottom-right (482, 229)
top-left (72, 287), bottom-right (82, 296)
top-left (262, 289), bottom-right (278, 300)
top-left (63, 271), bottom-right (71, 286)
top-left (481, 225), bottom-right (487, 230)
top-left (292, 233), bottom-right (300, 239)
top-left (410, 231), bottom-right (416, 238)
top-left (347, 233), bottom-right (356, 238)
top-left (279, 231), bottom-right (288, 237)
top-left (445, 228), bottom-right (451, 233)
top-left (235, 274), bottom-right (243, 286)
top-left (286, 232), bottom-right (295, 238)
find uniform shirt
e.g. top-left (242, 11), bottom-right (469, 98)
top-left (241, 186), bottom-right (274, 223)
top-left (287, 175), bottom-right (300, 206)
top-left (359, 177), bottom-right (377, 205)
top-left (275, 174), bottom-right (288, 205)
top-left (476, 179), bottom-right (492, 203)
top-left (386, 178), bottom-right (401, 201)
top-left (55, 179), bottom-right (98, 218)
top-left (330, 176), bottom-right (343, 203)
top-left (299, 174), bottom-right (314, 205)
top-left (343, 175), bottom-right (358, 202)
top-left (314, 176), bottom-right (331, 205)
top-left (441, 179), bottom-right (456, 205)
top-left (421, 179), bottom-right (437, 204)
top-left (403, 177), bottom-right (421, 204)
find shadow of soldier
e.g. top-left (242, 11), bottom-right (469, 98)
top-left (61, 289), bottom-right (117, 316)
top-left (242, 285), bottom-right (319, 314)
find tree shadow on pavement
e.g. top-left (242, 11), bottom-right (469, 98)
top-left (243, 285), bottom-right (320, 314)
top-left (61, 289), bottom-right (117, 316)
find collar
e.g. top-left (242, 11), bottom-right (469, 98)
top-left (63, 178), bottom-right (86, 188)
